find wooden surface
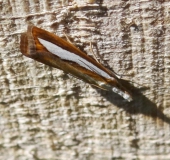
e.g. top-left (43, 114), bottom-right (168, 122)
top-left (0, 0), bottom-right (170, 159)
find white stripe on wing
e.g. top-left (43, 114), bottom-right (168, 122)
top-left (38, 38), bottom-right (112, 79)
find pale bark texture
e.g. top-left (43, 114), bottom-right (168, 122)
top-left (0, 0), bottom-right (170, 159)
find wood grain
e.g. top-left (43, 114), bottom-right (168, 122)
top-left (0, 0), bottom-right (170, 159)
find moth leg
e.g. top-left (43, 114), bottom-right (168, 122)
top-left (89, 42), bottom-right (125, 79)
top-left (90, 84), bottom-right (108, 91)
top-left (63, 32), bottom-right (73, 44)
top-left (89, 42), bottom-right (100, 63)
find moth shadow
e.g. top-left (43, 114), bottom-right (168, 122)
top-left (98, 79), bottom-right (170, 125)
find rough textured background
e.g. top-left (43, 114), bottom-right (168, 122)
top-left (0, 0), bottom-right (170, 159)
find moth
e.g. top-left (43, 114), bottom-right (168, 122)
top-left (20, 25), bottom-right (133, 102)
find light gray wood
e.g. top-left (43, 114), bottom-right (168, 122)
top-left (0, 0), bottom-right (170, 159)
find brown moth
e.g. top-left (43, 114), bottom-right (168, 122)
top-left (20, 25), bottom-right (133, 102)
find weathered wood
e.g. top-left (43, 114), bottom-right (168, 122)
top-left (0, 0), bottom-right (170, 159)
